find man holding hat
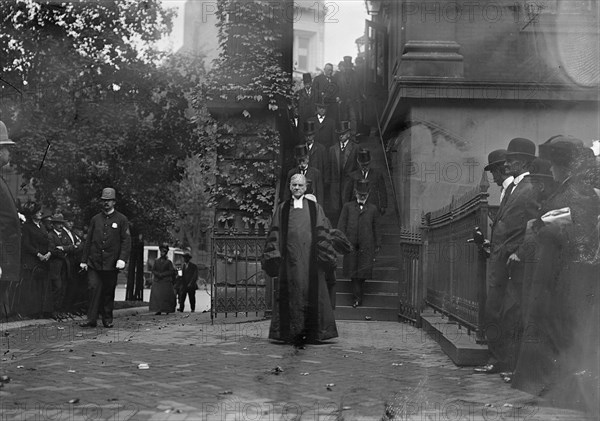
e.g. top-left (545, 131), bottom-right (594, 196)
top-left (344, 148), bottom-right (388, 214)
top-left (327, 121), bottom-right (359, 225)
top-left (284, 144), bottom-right (324, 204)
top-left (80, 187), bottom-right (131, 328)
top-left (296, 73), bottom-right (316, 128)
top-left (476, 138), bottom-right (541, 376)
top-left (337, 179), bottom-right (381, 308)
top-left (303, 120), bottom-right (328, 178)
top-left (175, 248), bottom-right (201, 313)
top-left (0, 120), bottom-right (21, 316)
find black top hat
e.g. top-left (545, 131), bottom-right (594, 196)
top-left (303, 120), bottom-right (316, 135)
top-left (506, 138), bottom-right (536, 159)
top-left (357, 149), bottom-right (371, 164)
top-left (294, 144), bottom-right (309, 159)
top-left (529, 158), bottom-right (553, 178)
top-left (355, 179), bottom-right (370, 195)
top-left (484, 149), bottom-right (507, 171)
top-left (539, 135), bottom-right (584, 167)
top-left (336, 121), bottom-right (351, 134)
top-left (302, 73), bottom-right (312, 84)
top-left (343, 56), bottom-right (353, 64)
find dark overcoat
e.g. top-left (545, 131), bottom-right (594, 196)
top-left (21, 221), bottom-right (49, 270)
top-left (310, 116), bottom-right (337, 149)
top-left (328, 142), bottom-right (358, 212)
top-left (338, 201), bottom-right (380, 279)
top-left (307, 141), bottom-right (328, 179)
top-left (82, 211), bottom-right (131, 271)
top-left (297, 87), bottom-right (316, 125)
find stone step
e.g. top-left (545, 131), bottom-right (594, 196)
top-left (334, 278), bottom-right (398, 294)
top-left (420, 307), bottom-right (489, 366)
top-left (335, 266), bottom-right (399, 281)
top-left (373, 254), bottom-right (401, 266)
top-left (335, 291), bottom-right (397, 308)
top-left (334, 306), bottom-right (398, 321)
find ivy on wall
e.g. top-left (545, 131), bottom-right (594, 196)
top-left (193, 0), bottom-right (293, 231)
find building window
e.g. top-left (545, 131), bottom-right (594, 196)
top-left (297, 36), bottom-right (310, 71)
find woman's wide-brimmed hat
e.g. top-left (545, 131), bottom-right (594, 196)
top-left (539, 135), bottom-right (585, 166)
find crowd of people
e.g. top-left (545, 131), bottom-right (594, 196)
top-left (473, 136), bottom-right (599, 414)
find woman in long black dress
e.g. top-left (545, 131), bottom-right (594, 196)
top-left (149, 243), bottom-right (176, 315)
top-left (512, 136), bottom-right (599, 415)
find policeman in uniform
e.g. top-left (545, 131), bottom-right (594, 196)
top-left (80, 187), bottom-right (131, 328)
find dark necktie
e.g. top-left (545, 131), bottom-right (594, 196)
top-left (362, 171), bottom-right (367, 179)
top-left (500, 182), bottom-right (515, 209)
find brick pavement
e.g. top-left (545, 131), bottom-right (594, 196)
top-left (0, 310), bottom-right (595, 421)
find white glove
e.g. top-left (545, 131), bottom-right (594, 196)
top-left (80, 263), bottom-right (88, 271)
top-left (116, 260), bottom-right (126, 270)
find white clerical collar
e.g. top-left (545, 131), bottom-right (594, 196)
top-left (502, 176), bottom-right (514, 190)
top-left (513, 172), bottom-right (529, 186)
top-left (317, 115), bottom-right (325, 122)
top-left (293, 196), bottom-right (304, 208)
top-left (340, 140), bottom-right (348, 149)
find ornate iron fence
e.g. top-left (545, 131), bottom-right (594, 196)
top-left (398, 228), bottom-right (423, 325)
top-left (422, 173), bottom-right (491, 342)
top-left (210, 234), bottom-right (269, 320)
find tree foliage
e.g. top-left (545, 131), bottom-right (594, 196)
top-left (0, 0), bottom-right (205, 242)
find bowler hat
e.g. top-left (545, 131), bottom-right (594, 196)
top-left (484, 149), bottom-right (507, 171)
top-left (183, 248), bottom-right (192, 257)
top-left (302, 73), bottom-right (312, 84)
top-left (357, 149), bottom-right (371, 164)
top-left (303, 120), bottom-right (316, 135)
top-left (355, 179), bottom-right (370, 195)
top-left (0, 121), bottom-right (15, 146)
top-left (41, 209), bottom-right (53, 220)
top-left (159, 242), bottom-right (170, 251)
top-left (294, 144), bottom-right (309, 159)
top-left (50, 213), bottom-right (66, 223)
top-left (100, 187), bottom-right (116, 200)
top-left (506, 138), bottom-right (536, 159)
top-left (539, 135), bottom-right (584, 166)
top-left (62, 210), bottom-right (75, 221)
top-left (336, 121), bottom-right (351, 134)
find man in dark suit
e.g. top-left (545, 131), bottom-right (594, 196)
top-left (48, 213), bottom-right (74, 318)
top-left (310, 102), bottom-right (337, 149)
top-left (344, 149), bottom-right (388, 214)
top-left (296, 73), bottom-right (316, 129)
top-left (0, 121), bottom-right (21, 303)
top-left (312, 63), bottom-right (339, 119)
top-left (175, 249), bottom-right (200, 312)
top-left (61, 210), bottom-right (83, 314)
top-left (303, 120), bottom-right (328, 179)
top-left (284, 145), bottom-right (324, 204)
top-left (337, 179), bottom-right (381, 307)
top-left (476, 138), bottom-right (540, 376)
top-left (335, 59), bottom-right (359, 141)
top-left (328, 121), bottom-right (359, 226)
top-left (80, 187), bottom-right (131, 328)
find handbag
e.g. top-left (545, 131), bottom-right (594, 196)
top-left (540, 207), bottom-right (572, 227)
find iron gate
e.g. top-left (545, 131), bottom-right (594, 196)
top-left (210, 234), bottom-right (269, 319)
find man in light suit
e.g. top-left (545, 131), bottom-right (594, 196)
top-left (284, 144), bottom-right (324, 205)
top-left (344, 149), bottom-right (388, 214)
top-left (475, 138), bottom-right (540, 377)
top-left (328, 121), bottom-right (358, 226)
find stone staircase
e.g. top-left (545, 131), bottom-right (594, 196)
top-left (333, 132), bottom-right (403, 321)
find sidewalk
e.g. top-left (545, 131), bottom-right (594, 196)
top-left (0, 310), bottom-right (594, 420)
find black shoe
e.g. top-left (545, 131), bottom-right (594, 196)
top-left (155, 312), bottom-right (161, 315)
top-left (102, 322), bottom-right (114, 328)
top-left (190, 310), bottom-right (195, 313)
top-left (79, 322), bottom-right (97, 328)
top-left (177, 309), bottom-right (183, 312)
top-left (473, 364), bottom-right (502, 374)
top-left (352, 301), bottom-right (359, 308)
